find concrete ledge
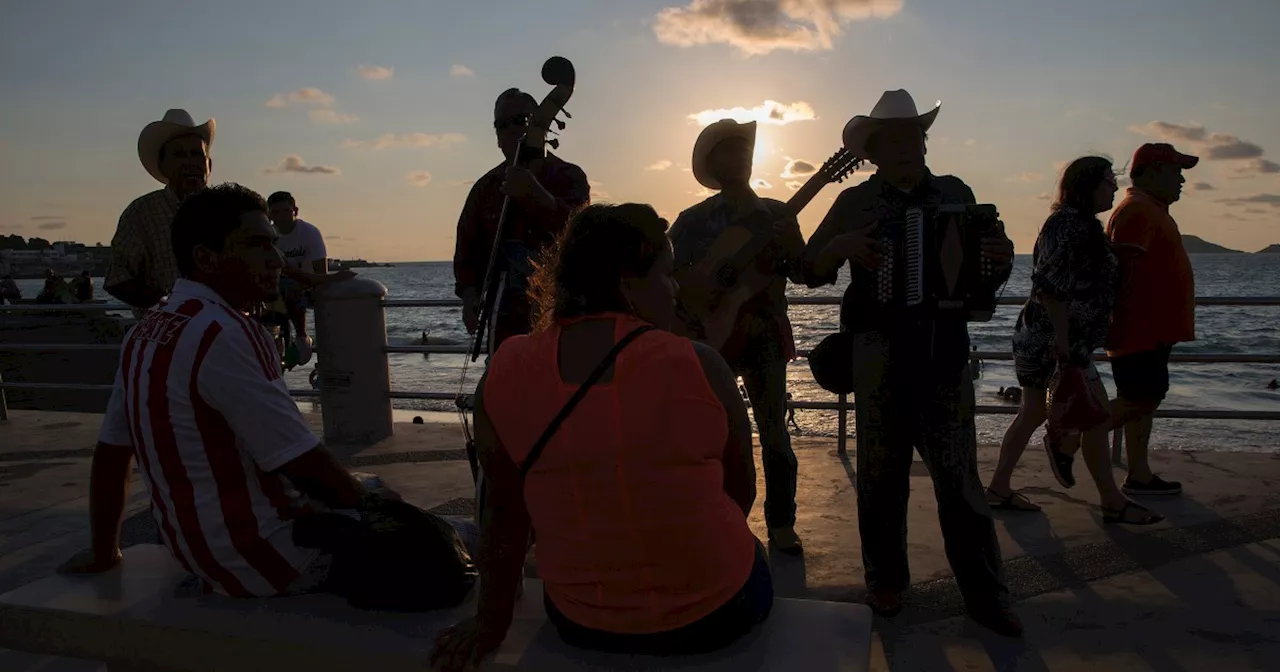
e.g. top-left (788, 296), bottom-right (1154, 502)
top-left (0, 545), bottom-right (873, 671)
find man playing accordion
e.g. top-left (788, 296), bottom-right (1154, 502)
top-left (798, 90), bottom-right (1020, 637)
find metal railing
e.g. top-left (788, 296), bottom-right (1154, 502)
top-left (3, 296), bottom-right (1278, 454)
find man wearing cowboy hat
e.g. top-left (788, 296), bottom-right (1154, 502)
top-left (668, 118), bottom-right (806, 555)
top-left (105, 109), bottom-right (214, 313)
top-left (799, 90), bottom-right (1020, 636)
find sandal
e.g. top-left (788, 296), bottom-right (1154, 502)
top-left (1102, 501), bottom-right (1164, 526)
top-left (986, 488), bottom-right (1042, 512)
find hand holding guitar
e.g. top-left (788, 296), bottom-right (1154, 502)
top-left (500, 165), bottom-right (554, 209)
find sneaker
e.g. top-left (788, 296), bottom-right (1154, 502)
top-left (767, 526), bottom-right (804, 556)
top-left (1043, 434), bottom-right (1076, 489)
top-left (968, 604), bottom-right (1023, 638)
top-left (1122, 474), bottom-right (1182, 496)
top-left (297, 334), bottom-right (314, 366)
top-left (866, 588), bottom-right (904, 617)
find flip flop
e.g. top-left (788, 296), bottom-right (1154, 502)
top-left (986, 488), bottom-right (1042, 512)
top-left (1102, 501), bottom-right (1164, 525)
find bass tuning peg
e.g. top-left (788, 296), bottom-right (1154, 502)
top-left (547, 138), bottom-right (560, 150)
top-left (560, 108), bottom-right (572, 119)
top-left (554, 118), bottom-right (566, 131)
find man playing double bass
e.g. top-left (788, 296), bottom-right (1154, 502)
top-left (799, 90), bottom-right (1021, 636)
top-left (453, 88), bottom-right (590, 351)
top-left (668, 119), bottom-right (806, 555)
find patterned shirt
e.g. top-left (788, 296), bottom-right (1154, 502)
top-left (106, 188), bottom-right (182, 309)
top-left (1012, 206), bottom-right (1118, 371)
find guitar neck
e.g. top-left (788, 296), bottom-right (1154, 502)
top-left (785, 173), bottom-right (831, 217)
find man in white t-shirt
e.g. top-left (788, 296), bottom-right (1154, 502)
top-left (265, 191), bottom-right (352, 365)
top-left (57, 183), bottom-right (476, 598)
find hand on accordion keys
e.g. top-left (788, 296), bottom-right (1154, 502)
top-left (824, 222), bottom-right (883, 270)
top-left (980, 222), bottom-right (1015, 274)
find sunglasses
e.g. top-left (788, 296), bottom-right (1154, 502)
top-left (493, 113), bottom-right (531, 131)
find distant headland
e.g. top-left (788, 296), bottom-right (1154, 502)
top-left (1181, 235), bottom-right (1279, 255)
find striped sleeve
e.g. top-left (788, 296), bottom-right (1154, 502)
top-left (97, 365), bottom-right (133, 446)
top-left (194, 315), bottom-right (319, 472)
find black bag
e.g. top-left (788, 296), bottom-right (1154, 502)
top-left (807, 331), bottom-right (855, 395)
top-left (294, 496), bottom-right (479, 612)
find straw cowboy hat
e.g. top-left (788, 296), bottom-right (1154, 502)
top-left (691, 118), bottom-right (757, 190)
top-left (137, 109), bottom-right (216, 184)
top-left (842, 90), bottom-right (940, 160)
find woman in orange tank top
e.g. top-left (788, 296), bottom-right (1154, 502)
top-left (432, 203), bottom-right (773, 668)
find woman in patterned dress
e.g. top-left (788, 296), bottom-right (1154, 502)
top-left (986, 156), bottom-right (1162, 525)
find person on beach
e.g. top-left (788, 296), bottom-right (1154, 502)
top-left (453, 87), bottom-right (590, 354)
top-left (265, 191), bottom-right (353, 365)
top-left (105, 109), bottom-right (214, 316)
top-left (0, 275), bottom-right (19, 304)
top-left (668, 119), bottom-right (806, 555)
top-left (432, 203), bottom-right (771, 669)
top-left (59, 183), bottom-right (476, 601)
top-left (1104, 143), bottom-right (1198, 497)
top-left (797, 90), bottom-right (1020, 636)
top-left (988, 156), bottom-right (1163, 525)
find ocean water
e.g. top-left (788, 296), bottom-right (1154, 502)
top-left (18, 256), bottom-right (1279, 452)
top-left (286, 254), bottom-right (1280, 453)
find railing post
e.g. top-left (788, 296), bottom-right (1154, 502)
top-left (837, 393), bottom-right (848, 455)
top-left (313, 277), bottom-right (393, 447)
top-left (0, 372), bottom-right (8, 422)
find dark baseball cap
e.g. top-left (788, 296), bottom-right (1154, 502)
top-left (1132, 143), bottom-right (1199, 172)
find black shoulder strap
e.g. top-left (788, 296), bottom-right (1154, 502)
top-left (519, 325), bottom-right (656, 476)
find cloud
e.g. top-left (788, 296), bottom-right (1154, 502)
top-left (265, 87), bottom-right (336, 108)
top-left (37, 221), bottom-right (68, 230)
top-left (1217, 193), bottom-right (1280, 207)
top-left (785, 180), bottom-right (805, 191)
top-left (780, 158), bottom-right (816, 178)
top-left (450, 64), bottom-right (475, 77)
top-left (589, 180), bottom-right (610, 200)
top-left (1005, 172), bottom-right (1041, 184)
top-left (406, 170), bottom-right (433, 187)
top-left (341, 132), bottom-right (466, 150)
top-left (1191, 182), bottom-right (1217, 191)
top-left (964, 138), bottom-right (977, 147)
top-left (653, 0), bottom-right (903, 56)
top-left (449, 179), bottom-right (477, 188)
top-left (310, 109), bottom-right (359, 124)
top-left (1244, 207), bottom-right (1269, 215)
top-left (357, 65), bottom-right (394, 80)
top-left (1231, 158), bottom-right (1280, 178)
top-left (691, 187), bottom-right (716, 198)
top-left (1035, 193), bottom-right (1052, 201)
top-left (263, 155), bottom-right (340, 175)
top-left (751, 178), bottom-right (773, 190)
top-left (30, 215), bottom-right (63, 221)
top-left (646, 159), bottom-right (674, 171)
top-left (1129, 120), bottom-right (1265, 160)
top-left (688, 99), bottom-right (816, 127)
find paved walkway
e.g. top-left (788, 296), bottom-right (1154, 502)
top-left (2, 410), bottom-right (1278, 671)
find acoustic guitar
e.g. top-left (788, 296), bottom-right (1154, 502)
top-left (674, 148), bottom-right (862, 350)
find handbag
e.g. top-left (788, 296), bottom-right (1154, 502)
top-left (1046, 363), bottom-right (1111, 433)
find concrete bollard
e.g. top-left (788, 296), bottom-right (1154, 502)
top-left (313, 277), bottom-right (393, 447)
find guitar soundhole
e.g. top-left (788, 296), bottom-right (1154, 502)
top-left (716, 265), bottom-right (738, 288)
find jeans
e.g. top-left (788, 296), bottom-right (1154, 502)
top-left (735, 342), bottom-right (798, 530)
top-left (850, 330), bottom-right (1008, 608)
top-left (544, 540), bottom-right (773, 655)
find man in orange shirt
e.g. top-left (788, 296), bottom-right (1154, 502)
top-left (1105, 143), bottom-right (1198, 497)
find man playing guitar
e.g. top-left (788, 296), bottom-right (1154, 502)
top-left (453, 88), bottom-right (590, 352)
top-left (669, 119), bottom-right (805, 555)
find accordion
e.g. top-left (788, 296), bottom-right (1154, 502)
top-left (857, 203), bottom-right (1005, 322)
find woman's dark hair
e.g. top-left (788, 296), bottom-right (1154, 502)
top-left (171, 182), bottom-right (269, 278)
top-left (1053, 156), bottom-right (1116, 213)
top-left (528, 203), bottom-right (670, 331)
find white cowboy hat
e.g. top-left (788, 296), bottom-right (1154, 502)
top-left (842, 90), bottom-right (940, 160)
top-left (137, 109), bottom-right (215, 184)
top-left (691, 118), bottom-right (757, 190)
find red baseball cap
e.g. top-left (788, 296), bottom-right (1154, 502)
top-left (1132, 143), bottom-right (1199, 172)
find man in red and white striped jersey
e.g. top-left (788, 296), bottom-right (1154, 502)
top-left (58, 183), bottom-right (379, 597)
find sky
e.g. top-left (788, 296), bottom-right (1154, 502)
top-left (2, 0), bottom-right (1279, 261)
